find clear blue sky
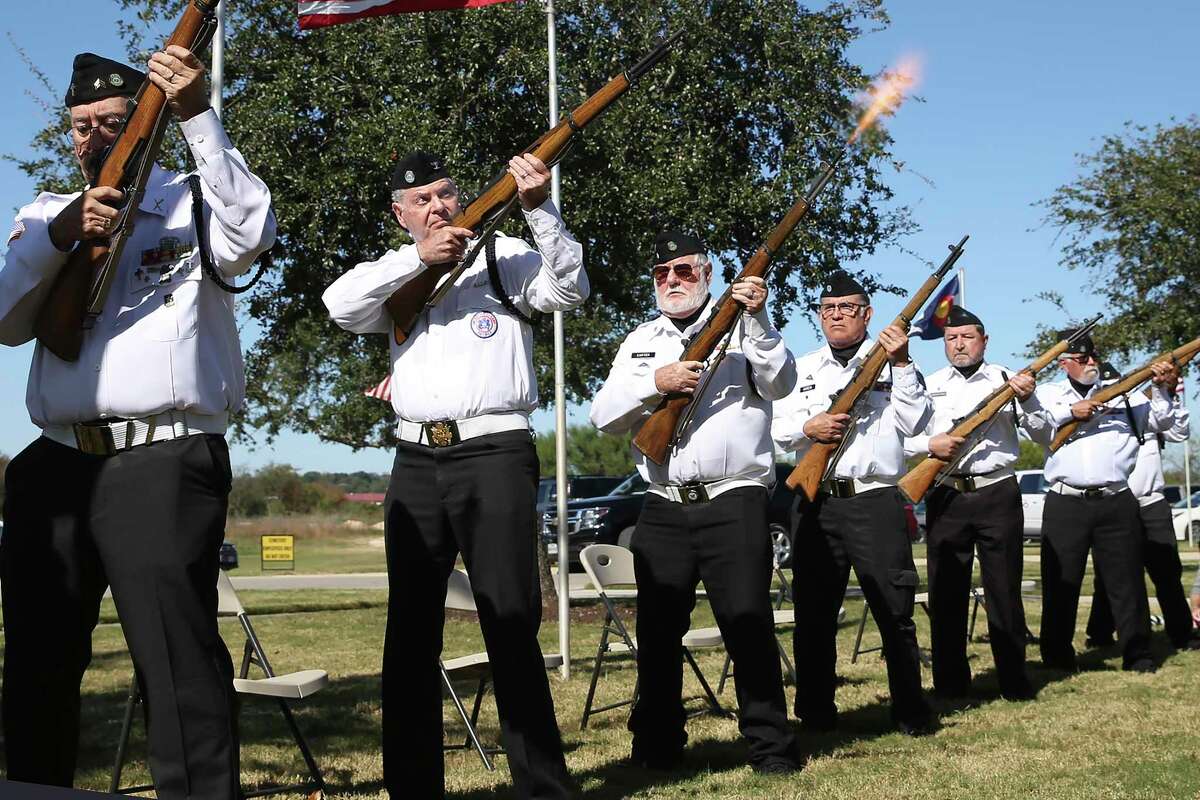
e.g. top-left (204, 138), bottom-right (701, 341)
top-left (2, 1), bottom-right (1197, 474)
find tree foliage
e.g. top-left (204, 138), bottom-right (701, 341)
top-left (228, 463), bottom-right (347, 517)
top-left (17, 0), bottom-right (913, 450)
top-left (1035, 118), bottom-right (1200, 362)
top-left (1012, 438), bottom-right (1046, 471)
top-left (535, 424), bottom-right (634, 476)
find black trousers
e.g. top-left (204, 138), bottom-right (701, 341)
top-left (1, 435), bottom-right (237, 799)
top-left (1040, 490), bottom-right (1151, 669)
top-left (791, 487), bottom-right (931, 726)
top-left (1087, 498), bottom-right (1193, 648)
top-left (381, 431), bottom-right (570, 800)
top-left (925, 478), bottom-right (1030, 696)
top-left (628, 488), bottom-right (795, 766)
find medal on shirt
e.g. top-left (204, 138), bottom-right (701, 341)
top-left (470, 311), bottom-right (499, 339)
top-left (133, 236), bottom-right (194, 288)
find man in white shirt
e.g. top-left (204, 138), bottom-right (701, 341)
top-left (0, 50), bottom-right (275, 798)
top-left (1085, 375), bottom-right (1196, 651)
top-left (323, 150), bottom-right (586, 799)
top-left (905, 307), bottom-right (1041, 701)
top-left (772, 271), bottom-right (935, 735)
top-left (590, 230), bottom-right (798, 773)
top-left (1031, 333), bottom-right (1178, 672)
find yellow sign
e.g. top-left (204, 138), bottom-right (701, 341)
top-left (261, 535), bottom-right (295, 563)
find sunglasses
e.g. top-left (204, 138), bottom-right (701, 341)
top-left (652, 263), bottom-right (699, 285)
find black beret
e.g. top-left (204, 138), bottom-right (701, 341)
top-left (391, 151), bottom-right (451, 192)
top-left (1060, 329), bottom-right (1096, 357)
top-left (65, 53), bottom-right (143, 107)
top-left (945, 305), bottom-right (985, 331)
top-left (820, 270), bottom-right (869, 301)
top-left (654, 229), bottom-right (705, 262)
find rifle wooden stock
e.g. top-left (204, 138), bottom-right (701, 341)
top-left (384, 31), bottom-right (682, 346)
top-left (32, 0), bottom-right (217, 362)
top-left (1048, 335), bottom-right (1200, 452)
top-left (897, 336), bottom-right (1076, 503)
top-left (784, 235), bottom-right (969, 501)
top-left (632, 157), bottom-right (844, 464)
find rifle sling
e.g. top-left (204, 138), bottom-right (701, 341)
top-left (188, 174), bottom-right (270, 294)
top-left (484, 232), bottom-right (539, 328)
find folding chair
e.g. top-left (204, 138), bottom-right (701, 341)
top-left (717, 552), bottom-right (798, 693)
top-left (111, 571), bottom-right (328, 798)
top-left (850, 591), bottom-right (931, 664)
top-left (578, 544), bottom-right (728, 730)
top-left (968, 580), bottom-right (1041, 643)
top-left (440, 568), bottom-right (564, 771)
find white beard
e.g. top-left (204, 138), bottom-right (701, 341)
top-left (658, 277), bottom-right (710, 317)
top-left (1075, 367), bottom-right (1099, 385)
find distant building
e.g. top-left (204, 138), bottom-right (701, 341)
top-left (344, 492), bottom-right (386, 505)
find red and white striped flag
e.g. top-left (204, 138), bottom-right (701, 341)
top-left (364, 375), bottom-right (393, 402)
top-left (299, 0), bottom-right (515, 28)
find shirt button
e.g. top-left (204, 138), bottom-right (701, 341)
top-left (194, 135), bottom-right (205, 144)
top-left (94, 365), bottom-right (101, 372)
top-left (99, 412), bottom-right (107, 418)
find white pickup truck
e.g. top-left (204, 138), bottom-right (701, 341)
top-left (1017, 469), bottom-right (1047, 542)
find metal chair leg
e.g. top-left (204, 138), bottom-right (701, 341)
top-left (851, 603), bottom-right (871, 663)
top-left (109, 674), bottom-right (140, 794)
top-left (580, 622), bottom-right (613, 730)
top-left (775, 636), bottom-right (797, 684)
top-left (441, 664), bottom-right (493, 771)
top-left (717, 652), bottom-right (733, 694)
top-left (275, 698), bottom-right (328, 792)
top-left (683, 647), bottom-right (729, 718)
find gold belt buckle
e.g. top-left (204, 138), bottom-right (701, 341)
top-left (73, 421), bottom-right (117, 456)
top-left (423, 420), bottom-right (461, 448)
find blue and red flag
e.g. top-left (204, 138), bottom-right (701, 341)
top-left (910, 274), bottom-right (959, 340)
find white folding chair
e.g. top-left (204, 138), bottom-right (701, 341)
top-left (111, 571), bottom-right (329, 797)
top-left (851, 590), bottom-right (932, 664)
top-left (441, 569), bottom-right (564, 771)
top-left (578, 544), bottom-right (727, 730)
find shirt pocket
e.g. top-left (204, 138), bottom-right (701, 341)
top-left (126, 253), bottom-right (202, 342)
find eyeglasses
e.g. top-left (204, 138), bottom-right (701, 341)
top-left (812, 301), bottom-right (868, 318)
top-left (652, 263), bottom-right (699, 285)
top-left (66, 116), bottom-right (127, 144)
top-left (1061, 353), bottom-right (1098, 364)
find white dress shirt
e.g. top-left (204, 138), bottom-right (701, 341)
top-left (0, 110), bottom-right (276, 427)
top-left (905, 361), bottom-right (1050, 475)
top-left (323, 199), bottom-right (587, 422)
top-left (589, 296), bottom-right (796, 488)
top-left (1033, 378), bottom-right (1177, 489)
top-left (1125, 389), bottom-right (1190, 506)
top-left (772, 338), bottom-right (932, 482)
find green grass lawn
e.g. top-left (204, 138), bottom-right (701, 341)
top-left (7, 562), bottom-right (1200, 800)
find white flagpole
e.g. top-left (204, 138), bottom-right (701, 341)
top-left (209, 0), bottom-right (225, 118)
top-left (545, 0), bottom-right (569, 679)
top-left (957, 266), bottom-right (966, 308)
top-left (1184, 377), bottom-right (1194, 546)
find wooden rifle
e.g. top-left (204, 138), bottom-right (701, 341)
top-left (784, 235), bottom-right (969, 501)
top-left (897, 314), bottom-right (1101, 503)
top-left (383, 29), bottom-right (684, 346)
top-left (32, 0), bottom-right (220, 362)
top-left (631, 151), bottom-right (849, 465)
top-left (1048, 334), bottom-right (1200, 452)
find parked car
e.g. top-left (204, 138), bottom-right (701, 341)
top-left (219, 541), bottom-right (239, 571)
top-left (540, 464), bottom-right (911, 571)
top-left (536, 475), bottom-right (626, 511)
top-left (1017, 469), bottom-right (1048, 542)
top-left (1172, 491), bottom-right (1200, 542)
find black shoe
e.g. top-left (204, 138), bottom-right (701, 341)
top-left (1084, 635), bottom-right (1115, 649)
top-left (932, 683), bottom-right (970, 700)
top-left (798, 713), bottom-right (837, 733)
top-left (1041, 656), bottom-right (1078, 673)
top-left (1172, 632), bottom-right (1200, 651)
top-left (897, 716), bottom-right (939, 737)
top-left (1125, 658), bottom-right (1156, 674)
top-left (752, 757), bottom-right (801, 776)
top-left (628, 744), bottom-right (684, 771)
top-left (1001, 682), bottom-right (1038, 702)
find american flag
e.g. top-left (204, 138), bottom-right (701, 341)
top-left (364, 375), bottom-right (392, 402)
top-left (298, 0), bottom-right (515, 29)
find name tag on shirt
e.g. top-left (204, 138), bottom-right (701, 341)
top-left (796, 384), bottom-right (816, 393)
top-left (930, 391), bottom-right (947, 398)
top-left (632, 352), bottom-right (655, 358)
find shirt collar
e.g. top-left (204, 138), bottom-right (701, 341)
top-left (820, 337), bottom-right (873, 367)
top-left (138, 164), bottom-right (183, 217)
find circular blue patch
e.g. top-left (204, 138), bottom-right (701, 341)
top-left (471, 311), bottom-right (499, 339)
